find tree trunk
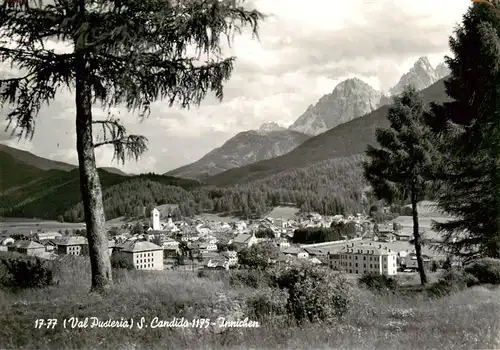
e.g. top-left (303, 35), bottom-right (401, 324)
top-left (75, 47), bottom-right (112, 294)
top-left (411, 187), bottom-right (428, 285)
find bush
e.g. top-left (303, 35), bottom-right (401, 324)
top-left (229, 269), bottom-right (270, 288)
top-left (427, 269), bottom-right (478, 297)
top-left (110, 254), bottom-right (133, 270)
top-left (245, 287), bottom-right (289, 321)
top-left (464, 258), bottom-right (500, 285)
top-left (271, 264), bottom-right (354, 323)
top-left (237, 242), bottom-right (280, 270)
top-left (1, 255), bottom-right (54, 289)
top-left (358, 273), bottom-right (398, 293)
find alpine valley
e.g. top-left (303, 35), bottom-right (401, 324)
top-left (0, 57), bottom-right (450, 221)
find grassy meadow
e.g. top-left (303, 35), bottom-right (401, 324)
top-left (0, 255), bottom-right (499, 350)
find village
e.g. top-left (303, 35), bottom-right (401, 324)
top-left (0, 205), bottom-right (453, 276)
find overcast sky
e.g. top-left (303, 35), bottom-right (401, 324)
top-left (0, 0), bottom-right (472, 174)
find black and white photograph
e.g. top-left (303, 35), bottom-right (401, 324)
top-left (0, 0), bottom-right (499, 349)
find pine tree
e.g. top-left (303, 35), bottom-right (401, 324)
top-left (425, 2), bottom-right (500, 260)
top-left (0, 0), bottom-right (262, 293)
top-left (363, 86), bottom-right (436, 285)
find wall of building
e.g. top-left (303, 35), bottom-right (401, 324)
top-left (120, 250), bottom-right (164, 271)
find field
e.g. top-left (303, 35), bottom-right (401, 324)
top-left (266, 206), bottom-right (299, 220)
top-left (0, 256), bottom-right (499, 349)
top-left (0, 218), bottom-right (86, 235)
top-left (195, 213), bottom-right (237, 223)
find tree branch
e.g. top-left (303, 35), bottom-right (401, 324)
top-left (92, 119), bottom-right (148, 164)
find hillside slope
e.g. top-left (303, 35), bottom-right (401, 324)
top-left (166, 127), bottom-right (310, 179)
top-left (0, 154), bottom-right (201, 221)
top-left (206, 78), bottom-right (450, 187)
top-left (0, 144), bottom-right (129, 176)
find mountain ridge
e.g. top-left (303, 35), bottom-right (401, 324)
top-left (205, 77), bottom-right (451, 187)
top-left (165, 128), bottom-right (311, 179)
top-left (0, 143), bottom-right (130, 176)
top-left (288, 57), bottom-right (450, 137)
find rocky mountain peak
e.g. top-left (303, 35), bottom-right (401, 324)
top-left (414, 56), bottom-right (434, 73)
top-left (389, 56), bottom-right (449, 96)
top-left (259, 122), bottom-right (285, 132)
top-left (288, 78), bottom-right (385, 136)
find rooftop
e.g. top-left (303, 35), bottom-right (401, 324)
top-left (118, 241), bottom-right (162, 252)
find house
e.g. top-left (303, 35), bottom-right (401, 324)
top-left (328, 242), bottom-right (398, 276)
top-left (303, 247), bottom-right (328, 257)
top-left (206, 258), bottom-right (229, 270)
top-left (230, 233), bottom-right (258, 251)
top-left (35, 231), bottom-right (63, 241)
top-left (37, 239), bottom-right (57, 252)
top-left (277, 238), bottom-right (290, 249)
top-left (151, 208), bottom-right (161, 231)
top-left (9, 240), bottom-right (46, 256)
top-left (221, 250), bottom-right (238, 266)
top-left (56, 236), bottom-right (88, 256)
top-left (401, 253), bottom-right (432, 270)
top-left (114, 241), bottom-right (164, 270)
top-left (379, 233), bottom-right (396, 242)
top-left (205, 243), bottom-right (218, 252)
top-left (394, 232), bottom-right (412, 241)
top-left (376, 224), bottom-right (395, 235)
top-left (281, 246), bottom-right (309, 259)
top-left (162, 239), bottom-right (180, 251)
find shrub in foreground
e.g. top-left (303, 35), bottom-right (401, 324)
top-left (427, 269), bottom-right (478, 297)
top-left (358, 273), bottom-right (399, 293)
top-left (245, 287), bottom-right (289, 322)
top-left (110, 254), bottom-right (133, 270)
top-left (229, 269), bottom-right (271, 288)
top-left (270, 263), bottom-right (354, 323)
top-left (1, 255), bottom-right (54, 289)
top-left (464, 258), bottom-right (500, 285)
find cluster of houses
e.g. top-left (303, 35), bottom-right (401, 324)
top-left (0, 208), bottom-right (444, 275)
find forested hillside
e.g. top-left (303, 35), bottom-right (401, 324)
top-left (0, 159), bottom-right (201, 220)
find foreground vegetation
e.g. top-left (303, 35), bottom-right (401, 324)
top-left (0, 254), bottom-right (499, 349)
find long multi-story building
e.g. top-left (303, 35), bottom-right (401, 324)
top-left (328, 242), bottom-right (398, 276)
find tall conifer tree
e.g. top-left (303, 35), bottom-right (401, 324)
top-left (426, 2), bottom-right (500, 259)
top-left (363, 86), bottom-right (435, 285)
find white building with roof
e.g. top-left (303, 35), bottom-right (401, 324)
top-left (36, 231), bottom-right (63, 241)
top-left (115, 241), bottom-right (164, 270)
top-left (56, 236), bottom-right (88, 256)
top-left (328, 242), bottom-right (398, 276)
